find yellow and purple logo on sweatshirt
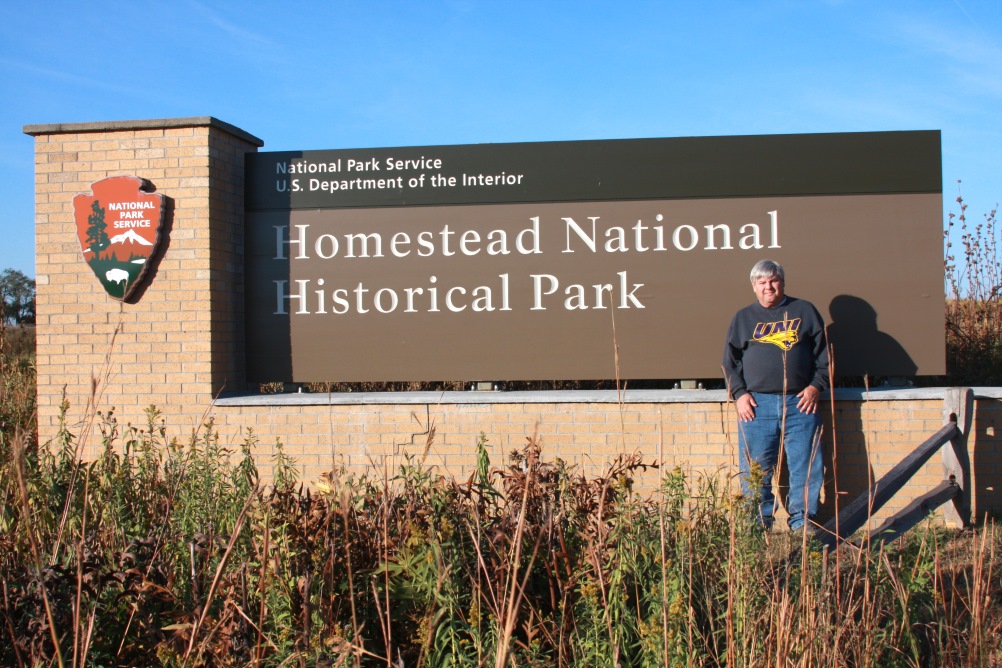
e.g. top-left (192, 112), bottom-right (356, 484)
top-left (753, 318), bottom-right (802, 351)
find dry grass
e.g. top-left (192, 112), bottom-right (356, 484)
top-left (1, 388), bottom-right (999, 666)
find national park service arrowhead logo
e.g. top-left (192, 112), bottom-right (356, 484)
top-left (73, 176), bottom-right (166, 301)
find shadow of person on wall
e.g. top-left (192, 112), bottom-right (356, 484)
top-left (804, 296), bottom-right (919, 524)
top-left (826, 294), bottom-right (917, 379)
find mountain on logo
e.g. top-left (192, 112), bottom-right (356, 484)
top-left (110, 229), bottom-right (154, 247)
top-left (104, 229), bottom-right (155, 262)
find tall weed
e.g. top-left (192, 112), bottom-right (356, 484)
top-left (945, 189), bottom-right (1002, 384)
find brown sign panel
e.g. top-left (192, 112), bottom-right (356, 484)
top-left (73, 176), bottom-right (166, 301)
top-left (245, 132), bottom-right (944, 382)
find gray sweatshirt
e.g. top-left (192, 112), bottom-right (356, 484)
top-left (722, 296), bottom-right (830, 399)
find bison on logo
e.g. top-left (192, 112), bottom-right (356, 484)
top-left (73, 176), bottom-right (166, 301)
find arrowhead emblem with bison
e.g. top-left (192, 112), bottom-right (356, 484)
top-left (73, 176), bottom-right (167, 301)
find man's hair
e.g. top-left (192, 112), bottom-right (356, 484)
top-left (749, 259), bottom-right (784, 284)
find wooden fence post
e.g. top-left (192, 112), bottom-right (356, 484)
top-left (942, 387), bottom-right (973, 528)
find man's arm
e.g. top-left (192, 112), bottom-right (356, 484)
top-left (722, 333), bottom-right (747, 399)
top-left (809, 305), bottom-right (830, 392)
top-left (722, 312), bottom-right (753, 419)
top-left (797, 305), bottom-right (829, 414)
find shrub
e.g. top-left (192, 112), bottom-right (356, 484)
top-left (0, 323), bottom-right (35, 444)
top-left (945, 189), bottom-right (1002, 384)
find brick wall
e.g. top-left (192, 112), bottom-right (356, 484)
top-left (212, 390), bottom-right (1001, 525)
top-left (25, 118), bottom-right (1002, 532)
top-left (26, 117), bottom-right (262, 447)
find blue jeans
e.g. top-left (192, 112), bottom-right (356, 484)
top-left (737, 392), bottom-right (823, 530)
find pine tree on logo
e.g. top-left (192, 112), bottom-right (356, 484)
top-left (86, 200), bottom-right (111, 255)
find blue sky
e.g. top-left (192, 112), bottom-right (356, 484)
top-left (1, 0), bottom-right (999, 278)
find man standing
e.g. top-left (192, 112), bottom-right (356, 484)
top-left (722, 260), bottom-right (829, 532)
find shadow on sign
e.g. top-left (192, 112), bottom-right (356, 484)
top-left (827, 294), bottom-right (917, 379)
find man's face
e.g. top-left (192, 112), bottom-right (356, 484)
top-left (753, 274), bottom-right (785, 308)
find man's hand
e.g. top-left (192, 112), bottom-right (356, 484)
top-left (736, 393), bottom-right (757, 422)
top-left (796, 385), bottom-right (820, 414)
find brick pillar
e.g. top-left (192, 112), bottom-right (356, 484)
top-left (23, 117), bottom-right (263, 452)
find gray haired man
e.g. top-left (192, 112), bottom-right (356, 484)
top-left (722, 260), bottom-right (829, 531)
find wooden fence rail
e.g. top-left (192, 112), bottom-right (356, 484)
top-left (818, 387), bottom-right (973, 549)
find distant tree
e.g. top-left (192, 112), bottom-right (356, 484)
top-left (86, 200), bottom-right (111, 254)
top-left (0, 269), bottom-right (35, 325)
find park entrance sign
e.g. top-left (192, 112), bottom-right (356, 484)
top-left (244, 131), bottom-right (944, 383)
